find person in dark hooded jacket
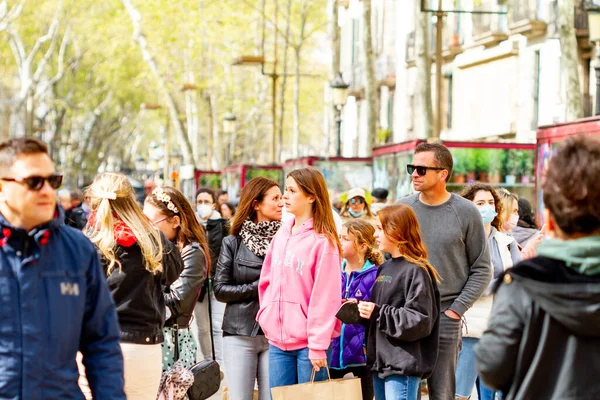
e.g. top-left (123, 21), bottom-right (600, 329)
top-left (475, 135), bottom-right (600, 400)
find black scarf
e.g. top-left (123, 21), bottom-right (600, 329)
top-left (240, 219), bottom-right (281, 257)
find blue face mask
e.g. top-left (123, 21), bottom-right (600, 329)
top-left (478, 204), bottom-right (498, 225)
top-left (348, 209), bottom-right (365, 218)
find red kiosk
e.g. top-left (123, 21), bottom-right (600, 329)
top-left (179, 165), bottom-right (222, 203)
top-left (535, 116), bottom-right (600, 224)
top-left (373, 140), bottom-right (536, 203)
top-left (222, 164), bottom-right (284, 201)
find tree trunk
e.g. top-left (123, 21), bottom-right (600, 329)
top-left (414, 0), bottom-right (433, 139)
top-left (293, 47), bottom-right (301, 158)
top-left (277, 0), bottom-right (293, 162)
top-left (558, 0), bottom-right (583, 121)
top-left (363, 0), bottom-right (377, 154)
top-left (327, 0), bottom-right (340, 155)
top-left (121, 0), bottom-right (196, 166)
top-left (292, 0), bottom-right (309, 159)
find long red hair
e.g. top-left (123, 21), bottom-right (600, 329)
top-left (377, 204), bottom-right (440, 282)
top-left (288, 168), bottom-right (342, 254)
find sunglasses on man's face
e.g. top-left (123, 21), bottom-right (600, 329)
top-left (349, 198), bottom-right (364, 205)
top-left (406, 164), bottom-right (445, 177)
top-left (1, 174), bottom-right (63, 191)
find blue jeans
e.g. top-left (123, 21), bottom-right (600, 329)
top-left (373, 374), bottom-right (421, 400)
top-left (456, 337), bottom-right (498, 400)
top-left (269, 345), bottom-right (331, 390)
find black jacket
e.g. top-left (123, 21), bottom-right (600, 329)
top-left (65, 205), bottom-right (88, 230)
top-left (205, 218), bottom-right (229, 279)
top-left (165, 242), bottom-right (207, 328)
top-left (104, 233), bottom-right (183, 344)
top-left (213, 235), bottom-right (264, 337)
top-left (476, 256), bottom-right (600, 400)
top-left (365, 257), bottom-right (440, 379)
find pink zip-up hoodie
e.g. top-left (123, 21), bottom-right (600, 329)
top-left (257, 217), bottom-right (342, 360)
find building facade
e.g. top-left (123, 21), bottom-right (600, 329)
top-left (336, 0), bottom-right (594, 151)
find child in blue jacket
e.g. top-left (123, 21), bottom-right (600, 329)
top-left (330, 220), bottom-right (383, 400)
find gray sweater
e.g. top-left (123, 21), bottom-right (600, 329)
top-left (399, 193), bottom-right (491, 316)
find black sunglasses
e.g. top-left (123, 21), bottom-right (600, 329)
top-left (349, 198), bottom-right (365, 205)
top-left (406, 164), bottom-right (445, 177)
top-left (1, 174), bottom-right (63, 191)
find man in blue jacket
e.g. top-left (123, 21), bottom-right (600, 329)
top-left (0, 138), bottom-right (125, 399)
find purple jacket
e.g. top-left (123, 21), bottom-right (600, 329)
top-left (330, 260), bottom-right (378, 369)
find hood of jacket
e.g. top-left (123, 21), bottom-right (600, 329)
top-left (508, 256), bottom-right (600, 337)
top-left (281, 215), bottom-right (314, 237)
top-left (537, 236), bottom-right (600, 276)
top-left (0, 207), bottom-right (64, 248)
top-left (511, 226), bottom-right (539, 245)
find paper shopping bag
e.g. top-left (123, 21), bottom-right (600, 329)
top-left (271, 375), bottom-right (361, 400)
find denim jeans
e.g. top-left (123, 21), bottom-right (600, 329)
top-left (268, 345), bottom-right (331, 390)
top-left (456, 337), bottom-right (498, 400)
top-left (427, 313), bottom-right (462, 400)
top-left (373, 374), bottom-right (421, 400)
top-left (223, 335), bottom-right (270, 400)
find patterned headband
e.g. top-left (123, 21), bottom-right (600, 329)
top-left (152, 187), bottom-right (179, 214)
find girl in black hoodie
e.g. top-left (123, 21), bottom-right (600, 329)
top-left (356, 204), bottom-right (440, 400)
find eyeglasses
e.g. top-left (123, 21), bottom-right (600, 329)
top-left (349, 198), bottom-right (364, 205)
top-left (406, 164), bottom-right (445, 177)
top-left (151, 216), bottom-right (169, 225)
top-left (1, 174), bottom-right (63, 191)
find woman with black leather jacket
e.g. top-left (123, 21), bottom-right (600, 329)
top-left (143, 186), bottom-right (211, 371)
top-left (214, 177), bottom-right (283, 400)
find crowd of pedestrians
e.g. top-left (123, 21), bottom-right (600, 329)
top-left (0, 135), bottom-right (598, 400)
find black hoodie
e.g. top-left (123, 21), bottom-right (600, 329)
top-left (365, 257), bottom-right (440, 379)
top-left (475, 256), bottom-right (600, 400)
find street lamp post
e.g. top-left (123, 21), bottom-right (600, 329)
top-left (330, 73), bottom-right (349, 157)
top-left (587, 3), bottom-right (600, 115)
top-left (223, 113), bottom-right (237, 166)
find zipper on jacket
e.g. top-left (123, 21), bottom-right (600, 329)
top-left (339, 323), bottom-right (346, 369)
top-left (278, 234), bottom-right (292, 343)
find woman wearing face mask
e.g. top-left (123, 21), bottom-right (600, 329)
top-left (339, 188), bottom-right (375, 225)
top-left (455, 183), bottom-right (521, 400)
top-left (497, 188), bottom-right (519, 234)
top-left (498, 189), bottom-right (541, 260)
top-left (190, 187), bottom-right (229, 372)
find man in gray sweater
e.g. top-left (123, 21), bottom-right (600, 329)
top-left (399, 142), bottom-right (491, 400)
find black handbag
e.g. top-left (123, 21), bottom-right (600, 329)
top-left (182, 279), bottom-right (222, 400)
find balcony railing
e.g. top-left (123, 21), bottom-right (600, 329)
top-left (406, 31), bottom-right (416, 65)
top-left (472, 3), bottom-right (508, 38)
top-left (349, 63), bottom-right (365, 95)
top-left (375, 55), bottom-right (396, 84)
top-left (575, 1), bottom-right (588, 32)
top-left (509, 0), bottom-right (538, 24)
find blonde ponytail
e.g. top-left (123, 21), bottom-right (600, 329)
top-left (343, 219), bottom-right (384, 266)
top-left (85, 173), bottom-right (163, 275)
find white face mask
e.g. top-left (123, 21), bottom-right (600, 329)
top-left (506, 214), bottom-right (519, 231)
top-left (196, 204), bottom-right (213, 219)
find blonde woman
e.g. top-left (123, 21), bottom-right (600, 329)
top-left (84, 173), bottom-right (183, 399)
top-left (497, 188), bottom-right (541, 259)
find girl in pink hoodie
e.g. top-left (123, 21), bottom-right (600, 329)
top-left (257, 167), bottom-right (342, 389)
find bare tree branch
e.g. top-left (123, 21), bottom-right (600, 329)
top-left (0, 0), bottom-right (26, 33)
